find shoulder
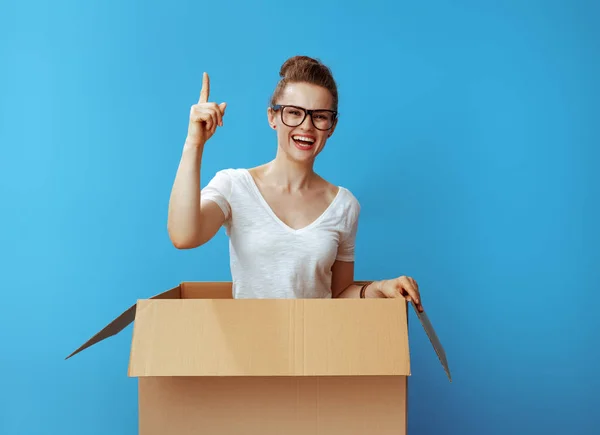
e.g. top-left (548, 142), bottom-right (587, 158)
top-left (332, 185), bottom-right (361, 241)
top-left (337, 186), bottom-right (361, 213)
top-left (330, 185), bottom-right (361, 231)
top-left (206, 167), bottom-right (250, 186)
top-left (203, 168), bottom-right (252, 198)
top-left (211, 167), bottom-right (248, 179)
top-left (317, 174), bottom-right (360, 211)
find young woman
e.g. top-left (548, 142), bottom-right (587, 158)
top-left (167, 55), bottom-right (423, 311)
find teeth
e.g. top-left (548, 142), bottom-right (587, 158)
top-left (292, 135), bottom-right (315, 144)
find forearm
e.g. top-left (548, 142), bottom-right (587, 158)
top-left (335, 281), bottom-right (382, 298)
top-left (167, 142), bottom-right (205, 246)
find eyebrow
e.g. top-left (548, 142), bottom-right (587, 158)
top-left (276, 104), bottom-right (336, 112)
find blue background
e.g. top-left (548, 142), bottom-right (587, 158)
top-left (1, 0), bottom-right (598, 434)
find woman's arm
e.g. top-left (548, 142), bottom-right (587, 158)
top-left (167, 72), bottom-right (227, 249)
top-left (331, 260), bottom-right (378, 298)
top-left (167, 145), bottom-right (226, 249)
top-left (331, 260), bottom-right (424, 311)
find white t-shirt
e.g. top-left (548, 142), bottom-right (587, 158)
top-left (201, 168), bottom-right (361, 299)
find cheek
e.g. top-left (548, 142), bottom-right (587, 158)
top-left (277, 124), bottom-right (293, 139)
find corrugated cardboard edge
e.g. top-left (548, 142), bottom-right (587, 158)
top-left (64, 285), bottom-right (182, 360)
top-left (128, 299), bottom-right (153, 377)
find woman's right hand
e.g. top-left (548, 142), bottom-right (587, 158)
top-left (186, 72), bottom-right (227, 148)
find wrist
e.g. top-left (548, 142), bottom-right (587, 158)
top-left (360, 281), bottom-right (381, 299)
top-left (183, 137), bottom-right (206, 152)
top-left (363, 281), bottom-right (383, 298)
top-left (182, 141), bottom-right (205, 160)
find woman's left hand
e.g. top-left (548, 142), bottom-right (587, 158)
top-left (371, 276), bottom-right (423, 312)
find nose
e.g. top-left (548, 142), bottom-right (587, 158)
top-left (299, 113), bottom-right (314, 130)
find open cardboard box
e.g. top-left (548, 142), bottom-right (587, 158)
top-left (67, 281), bottom-right (450, 435)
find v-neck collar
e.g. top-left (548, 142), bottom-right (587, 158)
top-left (242, 168), bottom-right (343, 234)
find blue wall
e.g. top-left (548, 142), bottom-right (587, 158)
top-left (1, 1), bottom-right (598, 434)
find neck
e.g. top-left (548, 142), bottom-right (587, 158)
top-left (265, 148), bottom-right (316, 191)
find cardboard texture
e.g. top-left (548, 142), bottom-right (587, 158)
top-left (68, 281), bottom-right (450, 435)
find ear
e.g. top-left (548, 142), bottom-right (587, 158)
top-left (267, 107), bottom-right (277, 129)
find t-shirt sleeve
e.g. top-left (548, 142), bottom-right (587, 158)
top-left (336, 195), bottom-right (361, 262)
top-left (201, 169), bottom-right (233, 220)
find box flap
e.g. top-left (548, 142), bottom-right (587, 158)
top-left (180, 281), bottom-right (233, 299)
top-left (128, 298), bottom-right (410, 377)
top-left (410, 301), bottom-right (452, 382)
top-left (65, 286), bottom-right (182, 359)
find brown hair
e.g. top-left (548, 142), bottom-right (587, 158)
top-left (270, 55), bottom-right (339, 111)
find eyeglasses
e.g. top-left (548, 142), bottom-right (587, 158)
top-left (271, 104), bottom-right (337, 131)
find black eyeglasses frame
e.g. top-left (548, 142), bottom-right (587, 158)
top-left (271, 104), bottom-right (338, 131)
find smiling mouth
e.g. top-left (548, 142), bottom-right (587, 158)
top-left (292, 135), bottom-right (316, 149)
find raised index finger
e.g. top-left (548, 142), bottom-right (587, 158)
top-left (199, 72), bottom-right (210, 103)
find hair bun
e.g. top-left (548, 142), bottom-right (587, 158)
top-left (270, 55), bottom-right (338, 111)
top-left (279, 55), bottom-right (320, 78)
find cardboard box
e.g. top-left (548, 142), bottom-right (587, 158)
top-left (67, 281), bottom-right (450, 435)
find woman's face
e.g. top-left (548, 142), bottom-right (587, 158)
top-left (268, 82), bottom-right (337, 164)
